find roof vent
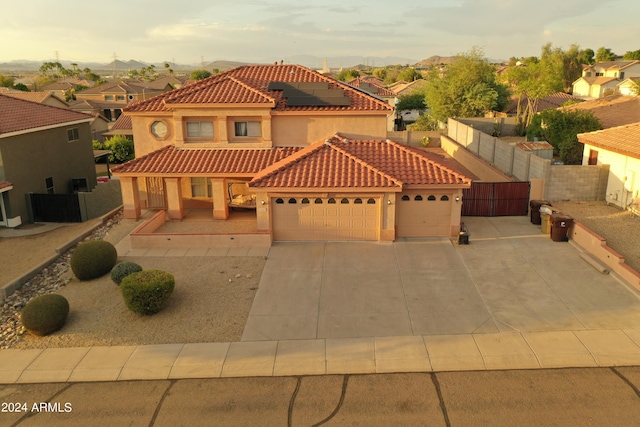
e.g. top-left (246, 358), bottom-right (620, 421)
top-left (324, 139), bottom-right (331, 145)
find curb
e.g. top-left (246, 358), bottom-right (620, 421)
top-left (0, 206), bottom-right (123, 302)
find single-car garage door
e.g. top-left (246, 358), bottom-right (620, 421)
top-left (396, 192), bottom-right (452, 237)
top-left (273, 197), bottom-right (379, 241)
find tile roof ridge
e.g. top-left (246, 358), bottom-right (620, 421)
top-left (225, 75), bottom-right (277, 103)
top-left (249, 140), bottom-right (328, 184)
top-left (579, 121), bottom-right (640, 137)
top-left (0, 94), bottom-right (92, 119)
top-left (329, 134), bottom-right (403, 186)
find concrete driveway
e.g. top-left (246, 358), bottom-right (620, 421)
top-left (242, 216), bottom-right (640, 341)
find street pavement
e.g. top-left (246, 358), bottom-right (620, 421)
top-left (3, 367), bottom-right (640, 426)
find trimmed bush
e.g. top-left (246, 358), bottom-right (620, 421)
top-left (121, 269), bottom-right (175, 315)
top-left (21, 294), bottom-right (70, 336)
top-left (110, 262), bottom-right (143, 285)
top-left (70, 240), bottom-right (118, 281)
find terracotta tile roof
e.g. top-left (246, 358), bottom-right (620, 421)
top-left (578, 122), bottom-right (640, 159)
top-left (347, 78), bottom-right (396, 97)
top-left (79, 81), bottom-right (157, 95)
top-left (111, 145), bottom-right (302, 175)
top-left (0, 94), bottom-right (92, 135)
top-left (109, 114), bottom-right (132, 131)
top-left (0, 180), bottom-right (12, 191)
top-left (506, 92), bottom-right (584, 114)
top-left (516, 141), bottom-right (554, 151)
top-left (1, 91), bottom-right (67, 105)
top-left (249, 134), bottom-right (472, 189)
top-left (562, 95), bottom-right (640, 128)
top-left (125, 64), bottom-right (392, 113)
top-left (40, 81), bottom-right (75, 91)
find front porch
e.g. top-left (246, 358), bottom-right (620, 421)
top-left (129, 209), bottom-right (271, 249)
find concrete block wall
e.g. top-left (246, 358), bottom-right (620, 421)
top-left (545, 165), bottom-right (607, 201)
top-left (493, 139), bottom-right (514, 175)
top-left (478, 133), bottom-right (496, 162)
top-left (529, 156), bottom-right (551, 180)
top-left (78, 179), bottom-right (123, 221)
top-left (386, 130), bottom-right (441, 147)
top-left (457, 117), bottom-right (518, 136)
top-left (512, 149), bottom-right (531, 181)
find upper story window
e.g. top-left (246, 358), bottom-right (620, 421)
top-left (234, 121), bottom-right (261, 138)
top-left (67, 128), bottom-right (79, 142)
top-left (150, 121), bottom-right (168, 139)
top-left (186, 121), bottom-right (214, 139)
top-left (116, 95), bottom-right (125, 101)
top-left (105, 95), bottom-right (114, 101)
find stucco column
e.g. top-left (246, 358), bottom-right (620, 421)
top-left (219, 116), bottom-right (228, 143)
top-left (381, 193), bottom-right (396, 242)
top-left (211, 178), bottom-right (229, 219)
top-left (255, 191), bottom-right (270, 231)
top-left (262, 115), bottom-right (272, 146)
top-left (120, 176), bottom-right (141, 219)
top-left (164, 178), bottom-right (184, 220)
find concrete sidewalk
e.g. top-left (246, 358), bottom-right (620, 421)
top-left (4, 215), bottom-right (640, 385)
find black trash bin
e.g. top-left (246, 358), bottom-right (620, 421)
top-left (529, 200), bottom-right (551, 225)
top-left (550, 213), bottom-right (573, 242)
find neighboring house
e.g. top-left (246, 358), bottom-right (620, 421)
top-left (1, 91), bottom-right (68, 108)
top-left (617, 78), bottom-right (640, 96)
top-left (578, 122), bottom-right (640, 211)
top-left (103, 114), bottom-right (133, 139)
top-left (74, 81), bottom-right (172, 121)
top-left (347, 77), bottom-right (398, 130)
top-left (39, 81), bottom-right (76, 100)
top-left (388, 79), bottom-right (428, 96)
top-left (572, 60), bottom-right (640, 98)
top-left (562, 95), bottom-right (640, 129)
top-left (112, 64), bottom-right (472, 240)
top-left (504, 92), bottom-right (584, 116)
top-left (0, 95), bottom-right (97, 226)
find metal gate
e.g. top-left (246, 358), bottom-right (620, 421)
top-left (30, 193), bottom-right (82, 222)
top-left (462, 182), bottom-right (530, 216)
top-left (145, 177), bottom-right (166, 208)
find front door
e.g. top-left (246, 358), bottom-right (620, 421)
top-left (146, 177), bottom-right (166, 209)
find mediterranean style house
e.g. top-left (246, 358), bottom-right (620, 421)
top-left (572, 60), bottom-right (640, 98)
top-left (112, 64), bottom-right (472, 241)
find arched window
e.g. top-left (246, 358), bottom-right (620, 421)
top-left (401, 195), bottom-right (410, 201)
top-left (341, 198), bottom-right (349, 204)
top-left (441, 195), bottom-right (450, 201)
top-left (354, 198), bottom-right (363, 204)
top-left (367, 198), bottom-right (376, 204)
top-left (288, 198), bottom-right (297, 204)
top-left (315, 198), bottom-right (323, 204)
top-left (275, 198), bottom-right (284, 204)
top-left (415, 195), bottom-right (423, 201)
top-left (427, 195), bottom-right (436, 201)
top-left (301, 198), bottom-right (310, 204)
top-left (328, 198), bottom-right (336, 204)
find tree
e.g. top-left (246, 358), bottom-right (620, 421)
top-left (0, 74), bottom-right (14, 87)
top-left (577, 48), bottom-right (595, 65)
top-left (12, 83), bottom-right (29, 92)
top-left (526, 109), bottom-right (601, 164)
top-left (397, 68), bottom-right (422, 82)
top-left (190, 69), bottom-right (212, 80)
top-left (336, 69), bottom-right (360, 81)
top-left (623, 50), bottom-right (640, 60)
top-left (595, 47), bottom-right (617, 62)
top-left (396, 93), bottom-right (426, 110)
top-left (104, 135), bottom-right (135, 163)
top-left (424, 47), bottom-right (510, 123)
top-left (407, 113), bottom-right (439, 131)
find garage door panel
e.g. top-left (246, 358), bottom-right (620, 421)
top-left (397, 193), bottom-right (453, 238)
top-left (273, 197), bottom-right (379, 241)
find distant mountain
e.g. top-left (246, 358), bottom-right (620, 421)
top-left (269, 55), bottom-right (418, 69)
top-left (415, 56), bottom-right (456, 67)
top-left (103, 59), bottom-right (149, 70)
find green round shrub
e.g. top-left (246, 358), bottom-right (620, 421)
top-left (21, 294), bottom-right (70, 336)
top-left (110, 262), bottom-right (143, 285)
top-left (121, 269), bottom-right (175, 315)
top-left (70, 240), bottom-right (118, 281)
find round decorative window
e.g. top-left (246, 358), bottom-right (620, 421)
top-left (150, 121), bottom-right (168, 139)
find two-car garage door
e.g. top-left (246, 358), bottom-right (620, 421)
top-left (272, 197), bottom-right (379, 241)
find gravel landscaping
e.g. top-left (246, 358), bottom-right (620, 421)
top-left (552, 201), bottom-right (640, 272)
top-left (1, 211), bottom-right (265, 349)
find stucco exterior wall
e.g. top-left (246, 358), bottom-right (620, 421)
top-left (583, 143), bottom-right (640, 209)
top-left (271, 114), bottom-right (389, 146)
top-left (0, 123), bottom-right (96, 223)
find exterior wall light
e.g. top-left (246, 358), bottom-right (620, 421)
top-left (387, 199), bottom-right (392, 205)
top-left (455, 196), bottom-right (460, 202)
top-left (261, 200), bottom-right (266, 205)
